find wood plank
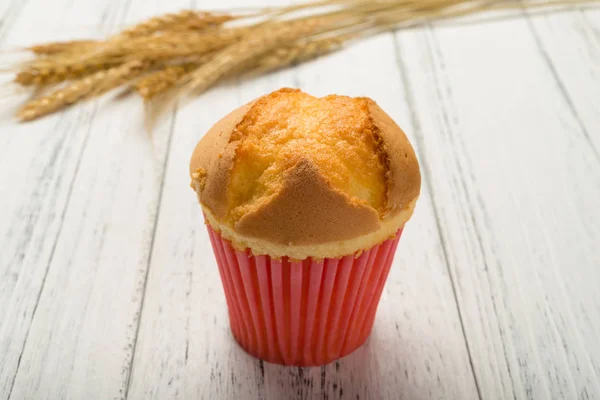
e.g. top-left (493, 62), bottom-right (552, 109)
top-left (3, 1), bottom-right (598, 399)
top-left (0, 0), bottom-right (29, 42)
top-left (524, 8), bottom-right (600, 159)
top-left (127, 20), bottom-right (479, 400)
top-left (0, 0), bottom-right (129, 397)
top-left (0, 0), bottom-right (189, 399)
top-left (394, 12), bottom-right (600, 400)
top-left (520, 6), bottom-right (600, 395)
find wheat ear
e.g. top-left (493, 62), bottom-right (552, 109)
top-left (159, 13), bottom-right (237, 33)
top-left (29, 40), bottom-right (99, 55)
top-left (17, 60), bottom-right (151, 121)
top-left (116, 28), bottom-right (250, 60)
top-left (184, 19), bottom-right (330, 95)
top-left (72, 28), bottom-right (250, 65)
top-left (15, 28), bottom-right (248, 87)
top-left (24, 12), bottom-right (235, 60)
top-left (135, 34), bottom-right (347, 100)
top-left (143, 18), bottom-right (332, 128)
top-left (134, 64), bottom-right (198, 99)
top-left (250, 34), bottom-right (350, 75)
top-left (111, 10), bottom-right (235, 40)
top-left (15, 59), bottom-right (121, 86)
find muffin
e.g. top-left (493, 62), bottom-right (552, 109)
top-left (190, 88), bottom-right (421, 366)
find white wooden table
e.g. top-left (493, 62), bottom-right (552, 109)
top-left (1, 0), bottom-right (599, 399)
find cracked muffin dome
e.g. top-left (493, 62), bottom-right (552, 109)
top-left (190, 88), bottom-right (421, 259)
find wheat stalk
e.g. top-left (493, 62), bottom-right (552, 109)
top-left (17, 60), bottom-right (151, 121)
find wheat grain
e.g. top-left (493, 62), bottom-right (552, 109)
top-left (16, 28), bottom-right (248, 87)
top-left (119, 29), bottom-right (249, 59)
top-left (29, 40), bottom-right (99, 55)
top-left (15, 59), bottom-right (120, 86)
top-left (25, 12), bottom-right (237, 56)
top-left (21, 12), bottom-right (237, 79)
top-left (79, 28), bottom-right (250, 65)
top-left (17, 60), bottom-right (151, 121)
top-left (250, 34), bottom-right (349, 75)
top-left (161, 13), bottom-right (237, 33)
top-left (111, 10), bottom-right (235, 40)
top-left (136, 34), bottom-right (347, 99)
top-left (134, 50), bottom-right (220, 99)
top-left (144, 18), bottom-right (333, 128)
top-left (134, 63), bottom-right (198, 99)
top-left (13, 0), bottom-right (600, 124)
top-left (184, 19), bottom-right (331, 95)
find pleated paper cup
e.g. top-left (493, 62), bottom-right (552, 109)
top-left (206, 223), bottom-right (403, 366)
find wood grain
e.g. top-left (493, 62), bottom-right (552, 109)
top-left (0, 0), bottom-right (29, 43)
top-left (0, 0), bottom-right (128, 397)
top-left (0, 0), bottom-right (187, 399)
top-left (394, 10), bottom-right (600, 400)
top-left (524, 8), bottom-right (600, 159)
top-left (1, 1), bottom-right (599, 400)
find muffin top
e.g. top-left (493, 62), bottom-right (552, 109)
top-left (190, 88), bottom-right (420, 259)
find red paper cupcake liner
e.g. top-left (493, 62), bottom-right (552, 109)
top-left (206, 224), bottom-right (402, 366)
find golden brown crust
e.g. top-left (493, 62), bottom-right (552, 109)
top-left (189, 102), bottom-right (253, 218)
top-left (190, 88), bottom-right (421, 255)
top-left (235, 159), bottom-right (380, 245)
top-left (202, 198), bottom-right (416, 260)
top-left (366, 99), bottom-right (421, 213)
